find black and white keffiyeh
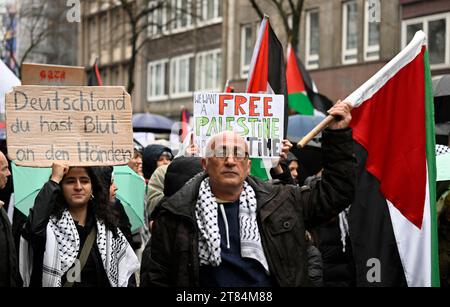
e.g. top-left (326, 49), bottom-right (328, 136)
top-left (20, 209), bottom-right (139, 287)
top-left (195, 178), bottom-right (269, 272)
top-left (436, 144), bottom-right (450, 156)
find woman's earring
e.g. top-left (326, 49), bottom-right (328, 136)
top-left (90, 194), bottom-right (95, 200)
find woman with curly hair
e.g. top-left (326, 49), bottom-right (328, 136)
top-left (20, 162), bottom-right (139, 287)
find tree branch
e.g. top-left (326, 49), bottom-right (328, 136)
top-left (249, 0), bottom-right (264, 19)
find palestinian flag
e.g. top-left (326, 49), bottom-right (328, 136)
top-left (347, 31), bottom-right (439, 286)
top-left (180, 107), bottom-right (190, 142)
top-left (286, 44), bottom-right (333, 115)
top-left (87, 58), bottom-right (103, 86)
top-left (286, 43), bottom-right (313, 115)
top-left (246, 16), bottom-right (287, 181)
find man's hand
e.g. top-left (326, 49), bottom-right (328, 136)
top-left (0, 200), bottom-right (4, 209)
top-left (50, 162), bottom-right (69, 184)
top-left (272, 139), bottom-right (293, 175)
top-left (328, 100), bottom-right (353, 130)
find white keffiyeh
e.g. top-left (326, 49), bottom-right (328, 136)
top-left (195, 178), bottom-right (269, 272)
top-left (20, 209), bottom-right (139, 287)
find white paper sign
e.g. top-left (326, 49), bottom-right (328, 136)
top-left (193, 92), bottom-right (284, 158)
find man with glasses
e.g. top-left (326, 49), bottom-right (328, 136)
top-left (142, 101), bottom-right (355, 287)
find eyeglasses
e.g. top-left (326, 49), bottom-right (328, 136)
top-left (211, 148), bottom-right (249, 161)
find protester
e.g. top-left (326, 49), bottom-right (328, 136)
top-left (94, 166), bottom-right (133, 246)
top-left (0, 151), bottom-right (21, 287)
top-left (438, 187), bottom-right (450, 287)
top-left (286, 152), bottom-right (299, 185)
top-left (146, 164), bottom-right (169, 217)
top-left (142, 145), bottom-right (173, 182)
top-left (20, 162), bottom-right (139, 287)
top-left (127, 149), bottom-right (144, 178)
top-left (142, 101), bottom-right (355, 287)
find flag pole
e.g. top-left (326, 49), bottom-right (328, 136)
top-left (296, 115), bottom-right (335, 148)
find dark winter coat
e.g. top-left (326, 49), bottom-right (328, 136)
top-left (140, 128), bottom-right (356, 287)
top-left (0, 208), bottom-right (21, 287)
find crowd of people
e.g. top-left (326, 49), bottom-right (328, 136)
top-left (0, 101), bottom-right (448, 287)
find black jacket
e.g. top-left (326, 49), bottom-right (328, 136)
top-left (0, 208), bottom-right (21, 287)
top-left (141, 128), bottom-right (356, 287)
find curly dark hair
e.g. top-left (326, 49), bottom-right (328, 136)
top-left (51, 166), bottom-right (119, 232)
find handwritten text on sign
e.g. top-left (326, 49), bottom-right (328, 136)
top-left (5, 86), bottom-right (133, 167)
top-left (194, 92), bottom-right (284, 158)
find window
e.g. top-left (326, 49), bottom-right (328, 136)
top-left (148, 1), bottom-right (167, 38)
top-left (241, 24), bottom-right (254, 78)
top-left (305, 10), bottom-right (320, 69)
top-left (100, 13), bottom-right (108, 50)
top-left (198, 0), bottom-right (222, 24)
top-left (342, 1), bottom-right (358, 64)
top-left (171, 0), bottom-right (192, 32)
top-left (170, 54), bottom-right (193, 96)
top-left (364, 0), bottom-right (380, 61)
top-left (196, 49), bottom-right (221, 91)
top-left (88, 18), bottom-right (97, 59)
top-left (402, 12), bottom-right (450, 69)
top-left (147, 59), bottom-right (168, 101)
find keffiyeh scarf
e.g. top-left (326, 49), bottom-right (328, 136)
top-left (20, 209), bottom-right (139, 287)
top-left (195, 178), bottom-right (269, 272)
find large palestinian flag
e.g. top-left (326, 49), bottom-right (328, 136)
top-left (246, 16), bottom-right (287, 181)
top-left (347, 31), bottom-right (439, 287)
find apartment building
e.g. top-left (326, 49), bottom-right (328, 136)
top-left (77, 0), bottom-right (449, 117)
top-left (17, 0), bottom-right (78, 67)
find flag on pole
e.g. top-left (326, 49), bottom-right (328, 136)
top-left (180, 107), bottom-right (190, 143)
top-left (286, 44), bottom-right (333, 116)
top-left (346, 31), bottom-right (439, 287)
top-left (224, 80), bottom-right (235, 93)
top-left (87, 58), bottom-right (103, 86)
top-left (246, 16), bottom-right (287, 181)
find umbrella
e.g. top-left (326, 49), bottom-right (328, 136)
top-left (132, 112), bottom-right (174, 133)
top-left (12, 162), bottom-right (145, 232)
top-left (287, 114), bottom-right (326, 144)
top-left (12, 162), bottom-right (51, 216)
top-left (113, 165), bottom-right (145, 232)
top-left (432, 74), bottom-right (450, 97)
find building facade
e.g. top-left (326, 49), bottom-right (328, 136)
top-left (77, 0), bottom-right (450, 117)
top-left (0, 0), bottom-right (18, 74)
top-left (17, 0), bottom-right (78, 68)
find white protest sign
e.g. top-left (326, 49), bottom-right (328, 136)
top-left (5, 86), bottom-right (133, 167)
top-left (193, 92), bottom-right (284, 158)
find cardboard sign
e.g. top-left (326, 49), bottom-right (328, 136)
top-left (5, 86), bottom-right (133, 167)
top-left (21, 63), bottom-right (86, 86)
top-left (193, 92), bottom-right (284, 158)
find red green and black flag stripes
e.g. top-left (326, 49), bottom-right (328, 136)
top-left (246, 16), bottom-right (287, 180)
top-left (347, 31), bottom-right (439, 286)
top-left (286, 44), bottom-right (333, 116)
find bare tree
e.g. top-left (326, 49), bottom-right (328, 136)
top-left (95, 0), bottom-right (197, 95)
top-left (249, 0), bottom-right (305, 48)
top-left (0, 1), bottom-right (20, 75)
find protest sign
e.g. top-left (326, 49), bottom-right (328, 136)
top-left (21, 63), bottom-right (86, 86)
top-left (5, 86), bottom-right (133, 167)
top-left (194, 92), bottom-right (284, 158)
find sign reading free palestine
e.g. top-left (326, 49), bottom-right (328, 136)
top-left (193, 92), bottom-right (284, 158)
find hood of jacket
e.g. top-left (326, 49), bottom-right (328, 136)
top-left (142, 144), bottom-right (172, 179)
